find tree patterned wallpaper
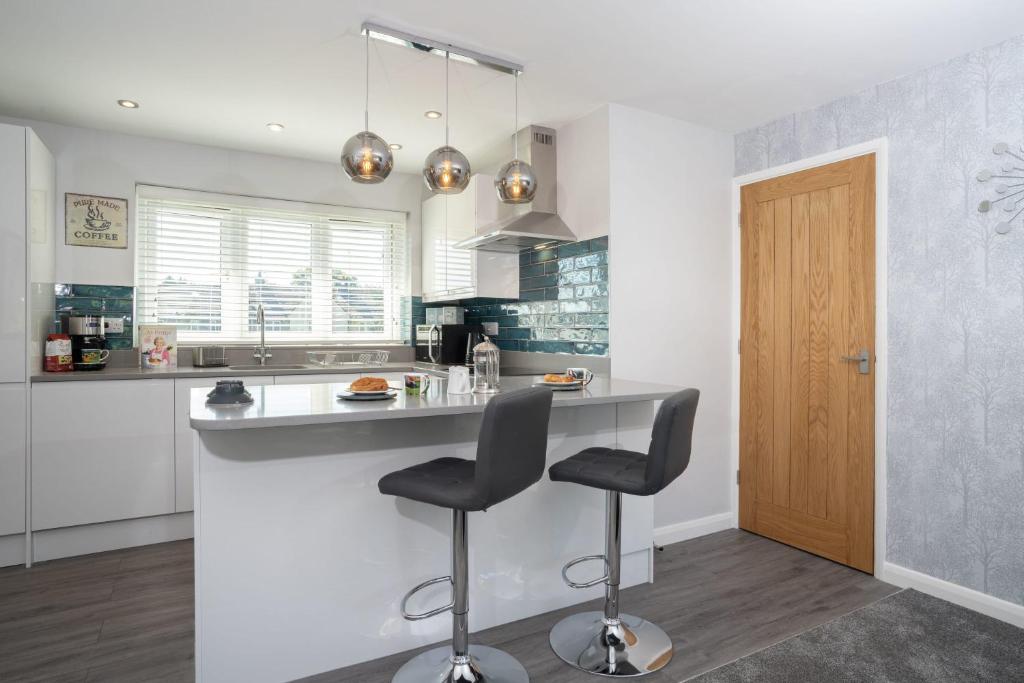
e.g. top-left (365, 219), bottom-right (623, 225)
top-left (735, 35), bottom-right (1024, 606)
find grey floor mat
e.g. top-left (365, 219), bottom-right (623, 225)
top-left (689, 589), bottom-right (1024, 682)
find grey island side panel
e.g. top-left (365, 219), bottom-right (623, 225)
top-left (189, 376), bottom-right (681, 431)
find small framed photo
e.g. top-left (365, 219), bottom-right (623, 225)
top-left (65, 193), bottom-right (128, 249)
top-left (139, 325), bottom-right (178, 370)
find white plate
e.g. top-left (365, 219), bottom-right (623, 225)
top-left (537, 379), bottom-right (583, 387)
top-left (345, 384), bottom-right (395, 395)
top-left (337, 389), bottom-right (398, 401)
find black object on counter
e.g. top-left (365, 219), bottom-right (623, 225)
top-left (206, 380), bottom-right (254, 406)
top-left (72, 335), bottom-right (108, 371)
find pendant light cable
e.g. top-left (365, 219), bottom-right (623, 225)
top-left (364, 31), bottom-right (370, 131)
top-left (445, 50), bottom-right (450, 147)
top-left (513, 70), bottom-right (518, 159)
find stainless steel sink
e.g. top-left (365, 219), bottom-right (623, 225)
top-left (228, 364), bottom-right (309, 371)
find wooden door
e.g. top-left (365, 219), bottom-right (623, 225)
top-left (739, 154), bottom-right (875, 573)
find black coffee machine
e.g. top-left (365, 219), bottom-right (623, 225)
top-left (415, 324), bottom-right (482, 366)
top-left (61, 314), bottom-right (109, 371)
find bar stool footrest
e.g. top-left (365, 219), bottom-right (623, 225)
top-left (561, 554), bottom-right (610, 589)
top-left (401, 575), bottom-right (454, 621)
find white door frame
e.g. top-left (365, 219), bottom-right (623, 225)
top-left (729, 138), bottom-right (889, 577)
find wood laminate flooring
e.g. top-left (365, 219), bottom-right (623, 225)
top-left (0, 530), bottom-right (898, 682)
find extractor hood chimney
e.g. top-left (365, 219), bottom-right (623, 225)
top-left (454, 125), bottom-right (576, 252)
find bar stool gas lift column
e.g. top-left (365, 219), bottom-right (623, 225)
top-left (548, 389), bottom-right (700, 677)
top-left (378, 387), bottom-right (554, 683)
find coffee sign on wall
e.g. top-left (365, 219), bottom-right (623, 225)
top-left (65, 193), bottom-right (127, 249)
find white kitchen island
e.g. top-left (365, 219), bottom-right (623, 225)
top-left (190, 375), bottom-right (679, 683)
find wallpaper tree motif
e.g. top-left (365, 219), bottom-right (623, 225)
top-left (736, 35), bottom-right (1024, 606)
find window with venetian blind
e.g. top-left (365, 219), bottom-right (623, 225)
top-left (135, 186), bottom-right (409, 344)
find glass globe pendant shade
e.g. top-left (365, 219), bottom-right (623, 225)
top-left (341, 131), bottom-right (393, 184)
top-left (495, 158), bottom-right (537, 204)
top-left (423, 145), bottom-right (471, 194)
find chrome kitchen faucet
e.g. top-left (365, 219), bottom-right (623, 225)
top-left (253, 304), bottom-right (272, 366)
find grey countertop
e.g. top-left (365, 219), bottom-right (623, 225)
top-left (188, 375), bottom-right (678, 431)
top-left (31, 362), bottom-right (427, 382)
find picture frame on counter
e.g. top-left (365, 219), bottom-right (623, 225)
top-left (65, 192), bottom-right (128, 248)
top-left (139, 324), bottom-right (178, 370)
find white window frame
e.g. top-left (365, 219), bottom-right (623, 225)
top-left (135, 185), bottom-right (410, 346)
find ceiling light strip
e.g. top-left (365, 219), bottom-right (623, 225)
top-left (362, 22), bottom-right (523, 76)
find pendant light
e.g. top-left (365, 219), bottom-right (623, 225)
top-left (495, 71), bottom-right (537, 204)
top-left (341, 31), bottom-right (393, 183)
top-left (423, 51), bottom-right (471, 194)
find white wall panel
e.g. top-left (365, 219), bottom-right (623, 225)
top-left (607, 104), bottom-right (734, 529)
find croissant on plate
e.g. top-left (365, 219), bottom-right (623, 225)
top-left (350, 376), bottom-right (390, 392)
top-left (543, 373), bottom-right (576, 383)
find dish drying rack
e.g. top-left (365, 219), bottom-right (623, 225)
top-left (306, 350), bottom-right (391, 367)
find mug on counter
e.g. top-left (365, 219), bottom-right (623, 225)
top-left (404, 372), bottom-right (432, 396)
top-left (567, 368), bottom-right (594, 386)
top-left (80, 349), bottom-right (110, 365)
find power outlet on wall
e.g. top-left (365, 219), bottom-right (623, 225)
top-left (482, 322), bottom-right (498, 336)
top-left (104, 318), bottom-right (125, 334)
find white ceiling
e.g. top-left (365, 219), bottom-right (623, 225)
top-left (3, 0), bottom-right (1024, 173)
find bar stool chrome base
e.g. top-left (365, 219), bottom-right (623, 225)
top-left (549, 611), bottom-right (673, 677)
top-left (392, 645), bottom-right (529, 683)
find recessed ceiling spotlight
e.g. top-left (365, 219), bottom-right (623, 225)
top-left (424, 110), bottom-right (442, 119)
top-left (266, 122), bottom-right (285, 132)
top-left (117, 99), bottom-right (139, 109)
top-left (389, 143), bottom-right (402, 150)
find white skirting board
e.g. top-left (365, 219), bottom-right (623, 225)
top-left (881, 562), bottom-right (1024, 629)
top-left (652, 517), bottom-right (1024, 629)
top-left (654, 512), bottom-right (734, 547)
top-left (32, 512), bottom-right (193, 563)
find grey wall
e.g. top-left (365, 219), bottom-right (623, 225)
top-left (735, 36), bottom-right (1024, 605)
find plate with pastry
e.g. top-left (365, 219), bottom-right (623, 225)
top-left (337, 388), bottom-right (398, 401)
top-left (345, 376), bottom-right (393, 395)
top-left (536, 373), bottom-right (584, 389)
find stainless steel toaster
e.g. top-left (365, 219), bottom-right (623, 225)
top-left (192, 346), bottom-right (228, 367)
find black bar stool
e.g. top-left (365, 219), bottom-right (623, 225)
top-left (547, 388), bottom-right (699, 677)
top-left (378, 386), bottom-right (554, 683)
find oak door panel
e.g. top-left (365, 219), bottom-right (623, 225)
top-left (740, 154), bottom-right (875, 573)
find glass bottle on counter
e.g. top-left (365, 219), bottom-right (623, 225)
top-left (472, 336), bottom-right (500, 393)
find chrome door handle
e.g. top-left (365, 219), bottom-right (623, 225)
top-left (840, 348), bottom-right (871, 375)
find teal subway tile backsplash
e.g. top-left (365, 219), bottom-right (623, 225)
top-left (558, 270), bottom-right (591, 286)
top-left (69, 284), bottom-right (135, 299)
top-left (447, 236), bottom-right (609, 357)
top-left (54, 283), bottom-right (136, 348)
top-left (518, 263), bottom-right (546, 278)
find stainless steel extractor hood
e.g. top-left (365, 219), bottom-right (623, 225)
top-left (454, 126), bottom-right (576, 252)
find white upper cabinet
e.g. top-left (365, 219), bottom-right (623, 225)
top-left (421, 174), bottom-right (519, 302)
top-left (0, 125), bottom-right (28, 383)
top-left (0, 124), bottom-right (55, 382)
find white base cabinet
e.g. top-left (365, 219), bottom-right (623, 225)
top-left (28, 371), bottom-right (416, 546)
top-left (0, 384), bottom-right (27, 537)
top-left (173, 376), bottom-right (273, 512)
top-left (32, 380), bottom-right (176, 530)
